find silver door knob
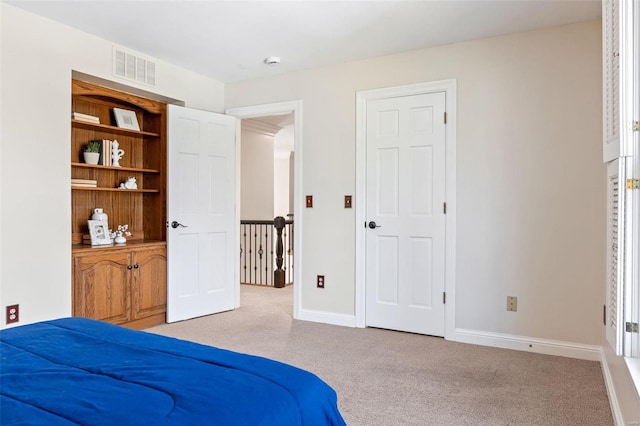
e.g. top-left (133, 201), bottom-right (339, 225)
top-left (368, 221), bottom-right (381, 229)
top-left (171, 221), bottom-right (188, 229)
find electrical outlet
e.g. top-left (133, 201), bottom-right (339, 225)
top-left (317, 275), bottom-right (325, 288)
top-left (507, 296), bottom-right (517, 312)
top-left (6, 304), bottom-right (19, 324)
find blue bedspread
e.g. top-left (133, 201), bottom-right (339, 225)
top-left (0, 318), bottom-right (346, 425)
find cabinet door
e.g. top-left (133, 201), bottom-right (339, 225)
top-left (131, 248), bottom-right (167, 320)
top-left (73, 251), bottom-right (131, 324)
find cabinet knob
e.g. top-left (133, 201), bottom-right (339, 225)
top-left (127, 265), bottom-right (133, 270)
top-left (134, 264), bottom-right (139, 269)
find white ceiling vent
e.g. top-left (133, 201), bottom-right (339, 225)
top-left (113, 47), bottom-right (156, 86)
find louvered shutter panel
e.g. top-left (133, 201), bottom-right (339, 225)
top-left (606, 160), bottom-right (624, 354)
top-left (603, 0), bottom-right (621, 162)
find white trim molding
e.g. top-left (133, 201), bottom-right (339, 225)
top-left (354, 79), bottom-right (457, 340)
top-left (226, 101), bottom-right (303, 320)
top-left (600, 349), bottom-right (626, 426)
top-left (297, 308), bottom-right (356, 328)
top-left (455, 328), bottom-right (602, 361)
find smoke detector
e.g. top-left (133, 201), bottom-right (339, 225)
top-left (263, 56), bottom-right (281, 66)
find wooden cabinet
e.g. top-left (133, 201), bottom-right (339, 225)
top-left (73, 244), bottom-right (166, 330)
top-left (71, 79), bottom-right (168, 328)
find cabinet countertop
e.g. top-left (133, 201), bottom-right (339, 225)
top-left (72, 240), bottom-right (166, 254)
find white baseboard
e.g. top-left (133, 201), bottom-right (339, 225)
top-left (599, 349), bottom-right (625, 426)
top-left (454, 328), bottom-right (602, 361)
top-left (297, 308), bottom-right (356, 327)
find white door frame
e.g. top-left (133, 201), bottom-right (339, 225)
top-left (226, 101), bottom-right (303, 319)
top-left (355, 80), bottom-right (457, 340)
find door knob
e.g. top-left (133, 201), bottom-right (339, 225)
top-left (368, 221), bottom-right (381, 229)
top-left (171, 221), bottom-right (188, 229)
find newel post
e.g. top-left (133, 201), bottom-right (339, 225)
top-left (273, 216), bottom-right (286, 288)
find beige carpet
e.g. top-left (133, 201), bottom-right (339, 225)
top-left (148, 285), bottom-right (613, 425)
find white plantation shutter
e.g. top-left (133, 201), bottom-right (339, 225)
top-left (606, 160), bottom-right (623, 353)
top-left (603, 0), bottom-right (621, 162)
top-left (603, 0), bottom-right (639, 361)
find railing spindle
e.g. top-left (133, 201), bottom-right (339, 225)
top-left (274, 216), bottom-right (285, 288)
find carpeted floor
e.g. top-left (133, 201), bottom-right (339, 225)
top-left (148, 285), bottom-right (613, 425)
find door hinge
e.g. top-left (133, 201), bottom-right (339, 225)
top-left (442, 292), bottom-right (446, 304)
top-left (625, 322), bottom-right (639, 333)
top-left (444, 112), bottom-right (447, 124)
top-left (603, 304), bottom-right (606, 326)
top-left (630, 121), bottom-right (640, 132)
top-left (443, 202), bottom-right (447, 214)
top-left (626, 178), bottom-right (639, 189)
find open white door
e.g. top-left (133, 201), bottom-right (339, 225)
top-left (167, 104), bottom-right (237, 323)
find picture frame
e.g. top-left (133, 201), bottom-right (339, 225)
top-left (113, 107), bottom-right (140, 131)
top-left (88, 220), bottom-right (112, 246)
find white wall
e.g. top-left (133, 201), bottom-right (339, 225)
top-left (274, 156), bottom-right (290, 218)
top-left (240, 127), bottom-right (274, 220)
top-left (226, 20), bottom-right (604, 338)
top-left (0, 4), bottom-right (225, 326)
top-left (274, 125), bottom-right (294, 218)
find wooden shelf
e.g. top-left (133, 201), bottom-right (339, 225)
top-left (72, 240), bottom-right (166, 254)
top-left (71, 186), bottom-right (160, 193)
top-left (72, 119), bottom-right (160, 137)
top-left (71, 162), bottom-right (160, 174)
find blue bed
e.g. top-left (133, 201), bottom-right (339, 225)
top-left (0, 318), bottom-right (346, 425)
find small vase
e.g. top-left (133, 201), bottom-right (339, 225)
top-left (114, 235), bottom-right (126, 245)
top-left (91, 208), bottom-right (108, 223)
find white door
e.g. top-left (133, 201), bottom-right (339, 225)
top-left (365, 92), bottom-right (446, 336)
top-left (167, 104), bottom-right (237, 323)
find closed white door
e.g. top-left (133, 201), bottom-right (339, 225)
top-left (167, 104), bottom-right (237, 323)
top-left (365, 92), bottom-right (446, 336)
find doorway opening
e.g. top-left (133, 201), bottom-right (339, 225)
top-left (227, 101), bottom-right (303, 320)
top-left (239, 114), bottom-right (295, 289)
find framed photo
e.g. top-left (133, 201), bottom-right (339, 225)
top-left (113, 107), bottom-right (140, 131)
top-left (88, 220), bottom-right (112, 246)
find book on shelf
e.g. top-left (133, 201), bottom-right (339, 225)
top-left (71, 181), bottom-right (97, 188)
top-left (71, 179), bottom-right (97, 185)
top-left (105, 139), bottom-right (112, 166)
top-left (72, 112), bottom-right (100, 124)
top-left (82, 234), bottom-right (115, 246)
top-left (97, 139), bottom-right (112, 166)
top-left (102, 140), bottom-right (107, 166)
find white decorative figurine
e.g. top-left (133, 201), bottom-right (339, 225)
top-left (111, 140), bottom-right (125, 167)
top-left (119, 176), bottom-right (138, 190)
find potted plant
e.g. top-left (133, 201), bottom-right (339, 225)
top-left (83, 140), bottom-right (101, 165)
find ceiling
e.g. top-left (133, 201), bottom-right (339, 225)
top-left (6, 0), bottom-right (601, 83)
